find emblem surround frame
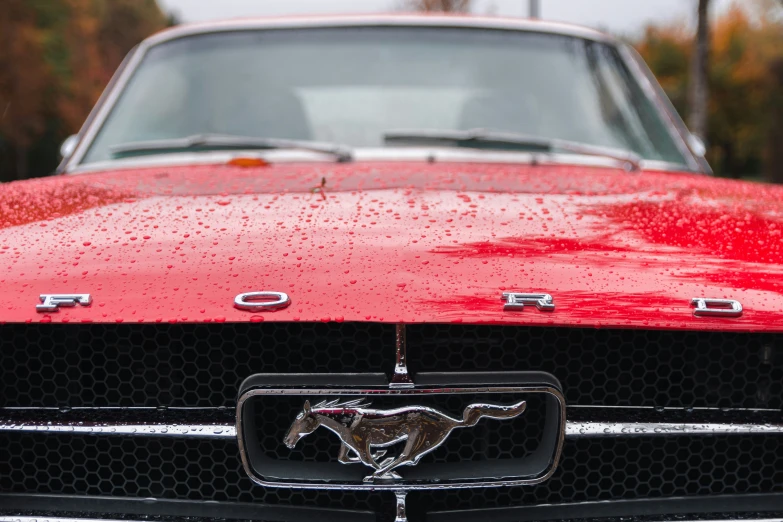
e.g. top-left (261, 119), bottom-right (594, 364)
top-left (236, 372), bottom-right (566, 490)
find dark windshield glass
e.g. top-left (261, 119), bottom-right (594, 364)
top-left (83, 27), bottom-right (687, 166)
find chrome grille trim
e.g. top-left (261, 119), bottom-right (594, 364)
top-left (565, 421), bottom-right (783, 437)
top-left (3, 516), bottom-right (783, 522)
top-left (3, 416), bottom-right (781, 439)
top-left (0, 518), bottom-right (155, 522)
top-left (653, 519), bottom-right (783, 521)
top-left (0, 408), bottom-right (237, 438)
top-left (0, 422), bottom-right (237, 438)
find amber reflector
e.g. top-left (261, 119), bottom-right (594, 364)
top-left (227, 157), bottom-right (268, 167)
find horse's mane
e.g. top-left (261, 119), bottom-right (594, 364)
top-left (312, 398), bottom-right (371, 410)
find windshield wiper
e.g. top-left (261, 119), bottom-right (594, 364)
top-left (111, 133), bottom-right (353, 162)
top-left (383, 128), bottom-right (642, 171)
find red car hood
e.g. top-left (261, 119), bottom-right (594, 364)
top-left (2, 162), bottom-right (783, 330)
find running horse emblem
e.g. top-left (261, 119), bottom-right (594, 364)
top-left (283, 398), bottom-right (527, 481)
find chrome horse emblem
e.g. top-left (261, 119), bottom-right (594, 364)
top-left (283, 398), bottom-right (527, 481)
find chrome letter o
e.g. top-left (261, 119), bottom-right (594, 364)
top-left (234, 291), bottom-right (291, 311)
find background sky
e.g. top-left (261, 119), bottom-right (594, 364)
top-left (158, 0), bottom-right (735, 36)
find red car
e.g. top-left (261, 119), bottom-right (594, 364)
top-left (1, 14), bottom-right (782, 522)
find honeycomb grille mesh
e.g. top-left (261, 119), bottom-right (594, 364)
top-left (1, 432), bottom-right (781, 512)
top-left (407, 325), bottom-right (783, 409)
top-left (0, 433), bottom-right (386, 512)
top-left (413, 434), bottom-right (783, 512)
top-left (2, 324), bottom-right (781, 409)
top-left (0, 323), bottom-right (394, 408)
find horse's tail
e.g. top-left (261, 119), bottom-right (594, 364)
top-left (461, 400), bottom-right (527, 427)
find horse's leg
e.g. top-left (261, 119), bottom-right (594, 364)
top-left (344, 436), bottom-right (380, 471)
top-left (361, 438), bottom-right (382, 469)
top-left (372, 431), bottom-right (419, 478)
top-left (371, 448), bottom-right (388, 460)
top-left (338, 443), bottom-right (359, 464)
top-left (340, 444), bottom-right (386, 463)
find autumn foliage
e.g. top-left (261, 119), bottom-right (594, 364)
top-left (635, 1), bottom-right (783, 181)
top-left (0, 0), bottom-right (168, 181)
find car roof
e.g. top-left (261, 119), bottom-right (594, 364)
top-left (143, 13), bottom-right (615, 48)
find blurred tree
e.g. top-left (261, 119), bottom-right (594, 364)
top-left (636, 1), bottom-right (783, 180)
top-left (689, 0), bottom-right (711, 141)
top-left (0, 1), bottom-right (52, 180)
top-left (56, 0), bottom-right (105, 136)
top-left (404, 0), bottom-right (472, 12)
top-left (709, 6), bottom-right (762, 177)
top-left (0, 0), bottom-right (168, 181)
top-left (756, 0), bottom-right (783, 182)
top-left (709, 4), bottom-right (783, 178)
top-left (768, 59), bottom-right (783, 183)
top-left (97, 0), bottom-right (169, 85)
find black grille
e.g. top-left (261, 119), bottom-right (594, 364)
top-left (412, 435), bottom-right (783, 513)
top-left (0, 432), bottom-right (388, 512)
top-left (3, 322), bottom-right (783, 519)
top-left (407, 325), bottom-right (783, 409)
top-left (1, 432), bottom-right (781, 513)
top-left (2, 323), bottom-right (781, 409)
top-left (0, 323), bottom-right (395, 408)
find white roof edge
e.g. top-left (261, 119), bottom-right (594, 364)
top-left (142, 14), bottom-right (615, 48)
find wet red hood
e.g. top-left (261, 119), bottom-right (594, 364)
top-left (2, 162), bottom-right (783, 330)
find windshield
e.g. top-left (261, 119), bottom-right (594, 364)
top-left (82, 26), bottom-right (688, 166)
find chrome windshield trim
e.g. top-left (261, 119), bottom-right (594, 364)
top-left (66, 147), bottom-right (693, 176)
top-left (618, 44), bottom-right (708, 174)
top-left (64, 38), bottom-right (152, 170)
top-left (140, 15), bottom-right (615, 48)
top-left (55, 47), bottom-right (140, 174)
